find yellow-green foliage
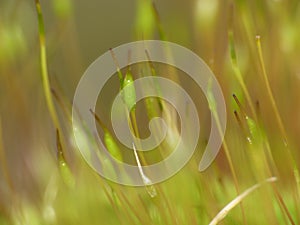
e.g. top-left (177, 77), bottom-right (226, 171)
top-left (0, 0), bottom-right (299, 225)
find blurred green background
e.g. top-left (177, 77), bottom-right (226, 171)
top-left (0, 0), bottom-right (300, 224)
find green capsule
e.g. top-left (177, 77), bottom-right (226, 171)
top-left (90, 110), bottom-right (123, 162)
top-left (228, 31), bottom-right (237, 65)
top-left (121, 70), bottom-right (136, 112)
top-left (103, 129), bottom-right (123, 161)
top-left (56, 130), bottom-right (75, 188)
top-left (58, 155), bottom-right (75, 188)
top-left (246, 116), bottom-right (258, 140)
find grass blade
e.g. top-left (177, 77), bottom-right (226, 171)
top-left (209, 177), bottom-right (278, 225)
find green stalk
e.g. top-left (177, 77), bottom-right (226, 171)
top-left (145, 49), bottom-right (163, 112)
top-left (34, 0), bottom-right (60, 131)
top-left (110, 48), bottom-right (124, 86)
top-left (256, 36), bottom-right (287, 144)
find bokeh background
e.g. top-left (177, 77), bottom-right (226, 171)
top-left (0, 0), bottom-right (300, 224)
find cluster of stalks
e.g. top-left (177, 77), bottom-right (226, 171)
top-left (0, 0), bottom-right (299, 224)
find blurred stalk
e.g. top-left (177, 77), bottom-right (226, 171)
top-left (118, 186), bottom-right (152, 223)
top-left (228, 27), bottom-right (257, 121)
top-left (207, 80), bottom-right (246, 225)
top-left (256, 36), bottom-right (287, 145)
top-left (0, 118), bottom-right (14, 193)
top-left (151, 1), bottom-right (166, 41)
top-left (233, 94), bottom-right (288, 222)
top-left (51, 88), bottom-right (72, 124)
top-left (256, 36), bottom-right (300, 202)
top-left (101, 186), bottom-right (125, 225)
